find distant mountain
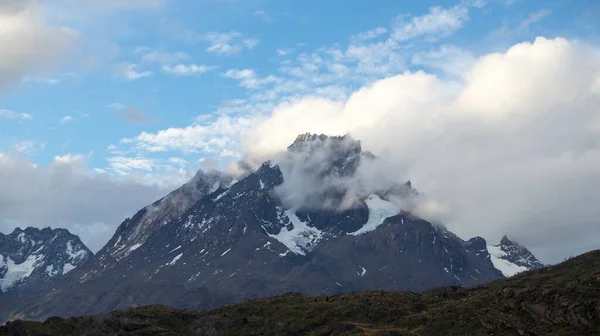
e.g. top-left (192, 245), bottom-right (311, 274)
top-left (0, 134), bottom-right (542, 322)
top-left (0, 227), bottom-right (92, 295)
top-left (487, 235), bottom-right (545, 277)
top-left (4, 249), bottom-right (598, 336)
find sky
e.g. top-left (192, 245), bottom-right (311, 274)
top-left (1, 0), bottom-right (599, 263)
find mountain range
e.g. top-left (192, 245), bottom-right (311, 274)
top-left (0, 133), bottom-right (544, 322)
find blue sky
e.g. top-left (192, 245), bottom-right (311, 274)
top-left (2, 0), bottom-right (600, 262)
top-left (2, 0), bottom-right (597, 182)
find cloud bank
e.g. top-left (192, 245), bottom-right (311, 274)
top-left (0, 154), bottom-right (170, 252)
top-left (243, 37), bottom-right (600, 263)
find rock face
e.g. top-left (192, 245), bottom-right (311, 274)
top-left (487, 235), bottom-right (545, 277)
top-left (0, 227), bottom-right (92, 295)
top-left (0, 133), bottom-right (541, 322)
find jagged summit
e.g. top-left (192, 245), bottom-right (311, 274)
top-left (10, 227), bottom-right (73, 236)
top-left (500, 235), bottom-right (516, 246)
top-left (487, 235), bottom-right (544, 277)
top-left (0, 227), bottom-right (92, 294)
top-left (288, 133), bottom-right (360, 151)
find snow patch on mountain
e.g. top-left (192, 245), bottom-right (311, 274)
top-left (62, 263), bottom-right (77, 275)
top-left (66, 240), bottom-right (88, 261)
top-left (167, 253), bottom-right (183, 266)
top-left (348, 194), bottom-right (399, 236)
top-left (128, 243), bottom-right (143, 252)
top-left (0, 254), bottom-right (44, 291)
top-left (487, 245), bottom-right (529, 277)
top-left (267, 209), bottom-right (324, 255)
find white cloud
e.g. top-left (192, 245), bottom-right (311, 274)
top-left (223, 69), bottom-right (280, 89)
top-left (12, 141), bottom-right (36, 154)
top-left (243, 38), bottom-right (260, 49)
top-left (119, 115), bottom-right (253, 156)
top-left (0, 109), bottom-right (32, 120)
top-left (59, 115), bottom-right (74, 124)
top-left (205, 32), bottom-right (260, 55)
top-left (115, 63), bottom-right (153, 80)
top-left (493, 9), bottom-right (551, 38)
top-left (0, 153), bottom-right (170, 252)
top-left (412, 44), bottom-right (476, 76)
top-left (162, 64), bottom-right (212, 76)
top-left (106, 156), bottom-right (158, 175)
top-left (253, 10), bottom-right (270, 21)
top-left (0, 1), bottom-right (77, 92)
top-left (351, 27), bottom-right (388, 42)
top-left (108, 103), bottom-right (125, 110)
top-left (276, 48), bottom-right (294, 56)
top-left (391, 5), bottom-right (469, 42)
top-left (242, 37), bottom-right (600, 263)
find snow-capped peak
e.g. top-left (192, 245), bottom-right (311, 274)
top-left (0, 227), bottom-right (93, 293)
top-left (487, 235), bottom-right (543, 277)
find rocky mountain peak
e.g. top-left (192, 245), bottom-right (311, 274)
top-left (500, 235), bottom-right (514, 246)
top-left (487, 235), bottom-right (544, 277)
top-left (0, 227), bottom-right (92, 294)
top-left (287, 133), bottom-right (362, 161)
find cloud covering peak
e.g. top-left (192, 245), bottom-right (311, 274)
top-left (242, 37), bottom-right (600, 263)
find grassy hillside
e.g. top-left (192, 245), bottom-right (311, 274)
top-left (2, 250), bottom-right (599, 336)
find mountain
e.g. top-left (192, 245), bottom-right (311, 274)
top-left (0, 133), bottom-right (540, 322)
top-left (79, 169), bottom-right (232, 282)
top-left (488, 235), bottom-right (545, 277)
top-left (0, 227), bottom-right (92, 295)
top-left (4, 249), bottom-right (598, 336)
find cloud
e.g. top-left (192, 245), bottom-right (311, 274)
top-left (0, 154), bottom-right (171, 252)
top-left (253, 10), bottom-right (271, 21)
top-left (242, 37), bottom-right (600, 263)
top-left (276, 48), bottom-right (294, 56)
top-left (108, 102), bottom-right (125, 110)
top-left (492, 9), bottom-right (551, 38)
top-left (119, 115), bottom-right (252, 156)
top-left (0, 1), bottom-right (77, 92)
top-left (223, 69), bottom-right (280, 89)
top-left (59, 115), bottom-right (74, 124)
top-left (0, 109), bottom-right (32, 120)
top-left (12, 141), bottom-right (36, 154)
top-left (162, 64), bottom-right (213, 76)
top-left (114, 63), bottom-right (153, 80)
top-left (411, 44), bottom-right (476, 77)
top-left (243, 39), bottom-right (260, 49)
top-left (205, 32), bottom-right (260, 55)
top-left (391, 5), bottom-right (469, 42)
top-left (351, 27), bottom-right (388, 42)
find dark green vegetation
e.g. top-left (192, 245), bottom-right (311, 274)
top-left (3, 250), bottom-right (599, 336)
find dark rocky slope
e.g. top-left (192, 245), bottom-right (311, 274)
top-left (3, 249), bottom-right (598, 336)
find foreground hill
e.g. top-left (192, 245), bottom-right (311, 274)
top-left (3, 249), bottom-right (598, 336)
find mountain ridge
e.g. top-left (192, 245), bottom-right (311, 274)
top-left (0, 133), bottom-right (544, 322)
